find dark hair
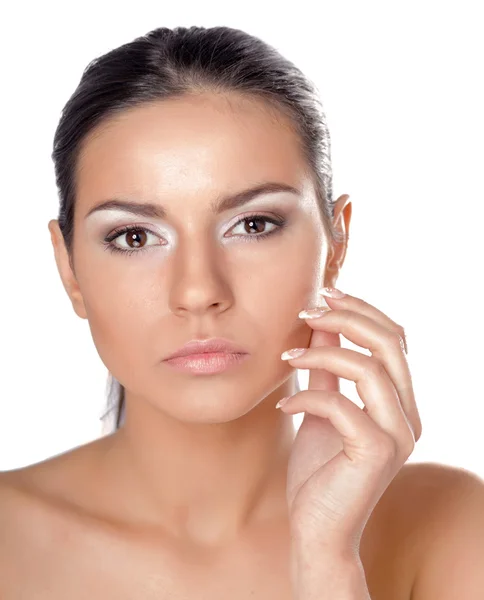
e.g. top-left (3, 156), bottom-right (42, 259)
top-left (51, 25), bottom-right (344, 434)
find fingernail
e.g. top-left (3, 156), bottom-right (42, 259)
top-left (319, 287), bottom-right (345, 298)
top-left (298, 307), bottom-right (332, 319)
top-left (276, 396), bottom-right (291, 409)
top-left (281, 348), bottom-right (307, 360)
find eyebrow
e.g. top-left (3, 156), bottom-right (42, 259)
top-left (84, 182), bottom-right (300, 220)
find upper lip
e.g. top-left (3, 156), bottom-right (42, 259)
top-left (164, 337), bottom-right (248, 360)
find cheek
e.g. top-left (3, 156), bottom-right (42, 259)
top-left (246, 234), bottom-right (324, 342)
top-left (251, 231), bottom-right (324, 305)
top-left (77, 262), bottom-right (157, 372)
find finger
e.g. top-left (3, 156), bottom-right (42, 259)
top-left (299, 308), bottom-right (422, 441)
top-left (278, 389), bottom-right (414, 464)
top-left (282, 347), bottom-right (416, 450)
top-left (319, 290), bottom-right (408, 354)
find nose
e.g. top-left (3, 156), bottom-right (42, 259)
top-left (168, 235), bottom-right (233, 318)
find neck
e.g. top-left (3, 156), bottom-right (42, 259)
top-left (99, 379), bottom-right (299, 550)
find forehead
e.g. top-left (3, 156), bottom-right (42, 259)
top-left (75, 92), bottom-right (310, 209)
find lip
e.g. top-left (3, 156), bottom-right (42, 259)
top-left (163, 337), bottom-right (249, 360)
top-left (164, 351), bottom-right (249, 374)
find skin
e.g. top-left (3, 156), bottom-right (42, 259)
top-left (47, 91), bottom-right (352, 553)
top-left (2, 90), bottom-right (483, 599)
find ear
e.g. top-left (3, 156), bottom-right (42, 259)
top-left (305, 194), bottom-right (352, 392)
top-left (48, 220), bottom-right (88, 319)
top-left (324, 193), bottom-right (352, 288)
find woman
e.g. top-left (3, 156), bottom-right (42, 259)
top-left (1, 25), bottom-right (483, 599)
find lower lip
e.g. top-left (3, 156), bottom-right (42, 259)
top-left (164, 352), bottom-right (249, 374)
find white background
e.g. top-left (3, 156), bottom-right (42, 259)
top-left (0, 1), bottom-right (482, 477)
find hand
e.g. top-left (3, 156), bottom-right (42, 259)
top-left (278, 288), bottom-right (422, 557)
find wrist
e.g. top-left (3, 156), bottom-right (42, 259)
top-left (290, 549), bottom-right (371, 600)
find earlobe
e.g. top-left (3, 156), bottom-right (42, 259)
top-left (47, 220), bottom-right (88, 320)
top-left (70, 289), bottom-right (88, 320)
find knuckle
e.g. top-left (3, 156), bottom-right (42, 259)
top-left (399, 430), bottom-right (416, 457)
top-left (355, 297), bottom-right (373, 311)
top-left (371, 432), bottom-right (399, 462)
top-left (325, 391), bottom-right (345, 409)
top-left (388, 328), bottom-right (404, 348)
top-left (365, 357), bottom-right (387, 379)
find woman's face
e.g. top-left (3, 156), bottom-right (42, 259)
top-left (50, 92), bottom-right (342, 423)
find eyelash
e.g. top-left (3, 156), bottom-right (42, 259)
top-left (102, 213), bottom-right (288, 257)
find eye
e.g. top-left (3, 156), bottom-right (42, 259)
top-left (103, 225), bottom-right (161, 256)
top-left (229, 214), bottom-right (287, 241)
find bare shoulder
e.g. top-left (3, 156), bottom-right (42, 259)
top-left (0, 440), bottom-right (115, 597)
top-left (360, 460), bottom-right (484, 599)
top-left (0, 434), bottom-right (112, 502)
top-left (0, 454), bottom-right (79, 543)
top-left (0, 466), bottom-right (51, 530)
top-left (389, 460), bottom-right (483, 528)
top-left (375, 460), bottom-right (484, 549)
top-left (392, 462), bottom-right (484, 599)
top-left (0, 436), bottom-right (113, 547)
top-left (0, 467), bottom-right (56, 590)
top-left (398, 464), bottom-right (484, 600)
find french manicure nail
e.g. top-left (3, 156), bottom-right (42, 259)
top-left (281, 348), bottom-right (307, 360)
top-left (319, 287), bottom-right (345, 298)
top-left (275, 396), bottom-right (291, 409)
top-left (298, 307), bottom-right (332, 319)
